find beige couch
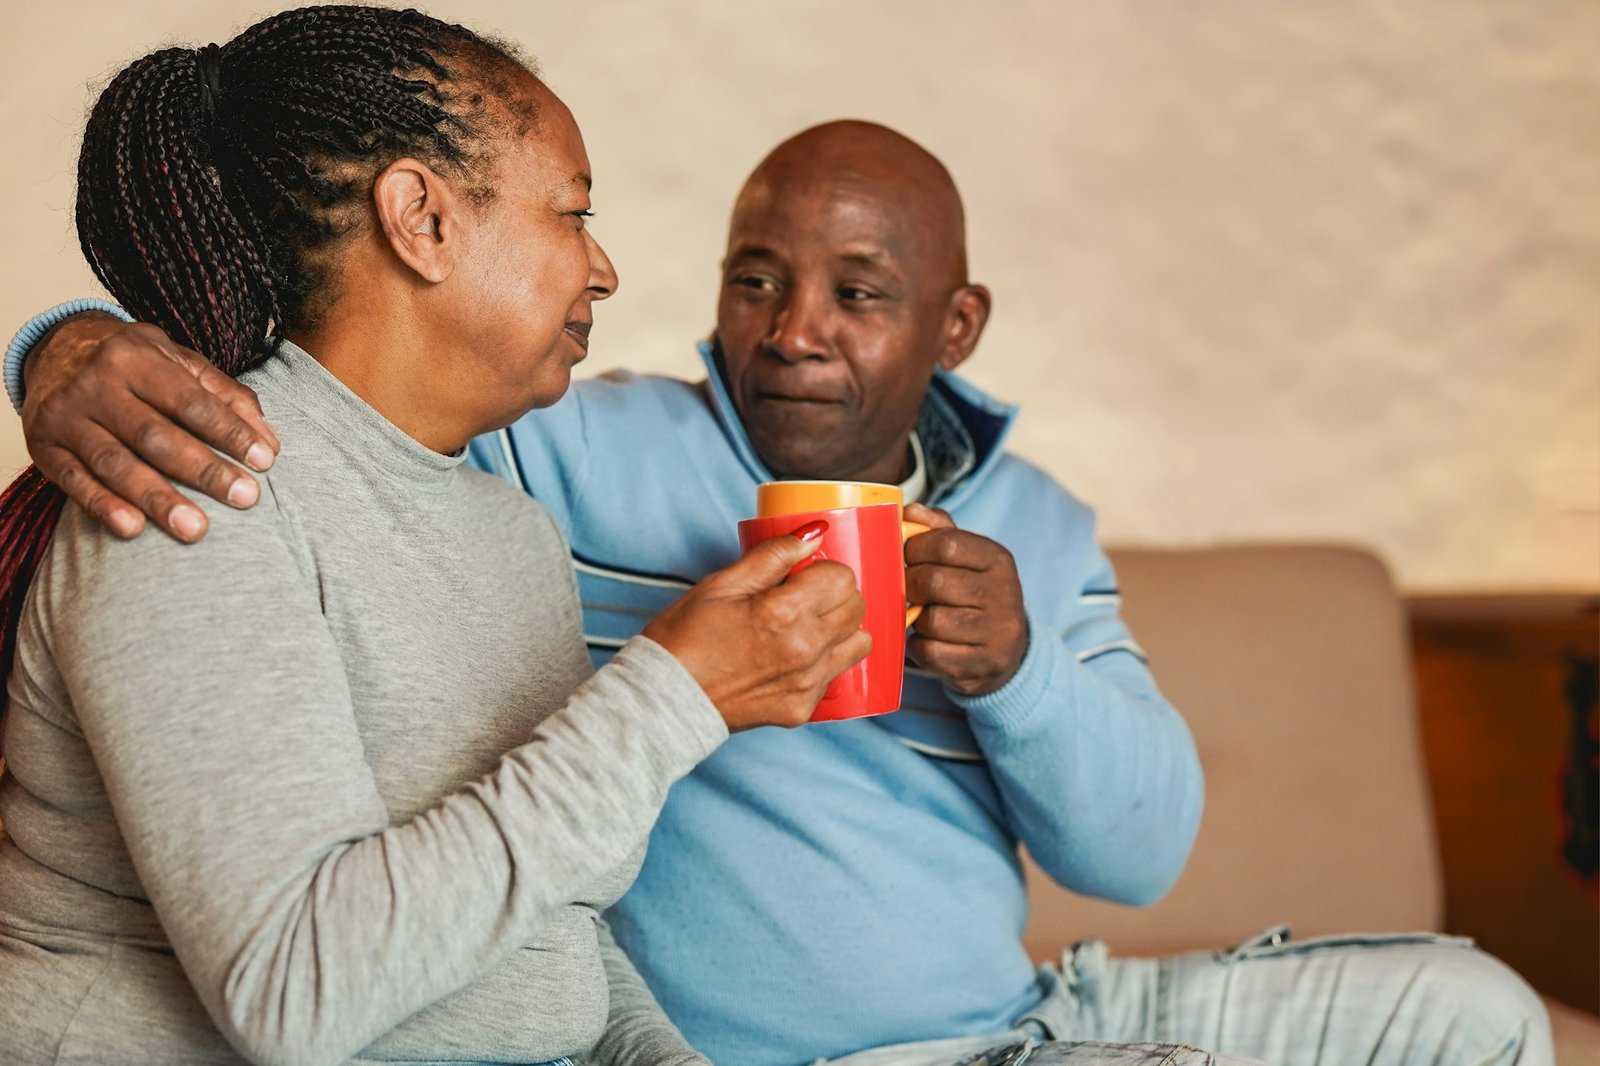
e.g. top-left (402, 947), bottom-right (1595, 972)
top-left (1021, 545), bottom-right (1599, 1065)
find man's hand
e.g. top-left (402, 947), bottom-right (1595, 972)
top-left (20, 313), bottom-right (280, 542)
top-left (904, 502), bottom-right (1029, 697)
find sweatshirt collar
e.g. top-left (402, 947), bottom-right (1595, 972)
top-left (253, 340), bottom-right (466, 490)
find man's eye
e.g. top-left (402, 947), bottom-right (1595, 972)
top-left (839, 286), bottom-right (877, 301)
top-left (570, 210), bottom-right (594, 227)
top-left (733, 275), bottom-right (778, 293)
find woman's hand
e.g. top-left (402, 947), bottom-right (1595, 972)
top-left (644, 523), bottom-right (871, 731)
top-left (20, 313), bottom-right (280, 541)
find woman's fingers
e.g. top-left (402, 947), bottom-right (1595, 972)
top-left (775, 557), bottom-right (861, 618)
top-left (823, 627), bottom-right (874, 679)
top-left (813, 572), bottom-right (869, 635)
top-left (709, 524), bottom-right (827, 597)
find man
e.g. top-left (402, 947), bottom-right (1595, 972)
top-left (7, 121), bottom-right (1550, 1066)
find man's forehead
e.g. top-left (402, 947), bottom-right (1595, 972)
top-left (730, 177), bottom-right (917, 255)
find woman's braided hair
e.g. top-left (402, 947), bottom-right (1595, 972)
top-left (81, 4), bottom-right (533, 372)
top-left (0, 5), bottom-right (534, 754)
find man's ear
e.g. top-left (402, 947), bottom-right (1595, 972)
top-left (937, 284), bottom-right (992, 372)
top-left (372, 158), bottom-right (462, 284)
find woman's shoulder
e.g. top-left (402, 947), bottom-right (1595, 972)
top-left (48, 468), bottom-right (302, 586)
top-left (18, 469), bottom-right (314, 703)
top-left (450, 468), bottom-right (584, 627)
top-left (36, 437), bottom-right (313, 614)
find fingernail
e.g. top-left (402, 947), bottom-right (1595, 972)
top-left (108, 510), bottom-right (140, 538)
top-left (246, 443), bottom-right (274, 471)
top-left (793, 520), bottom-right (829, 543)
top-left (171, 505), bottom-right (205, 541)
top-left (227, 477), bottom-right (259, 508)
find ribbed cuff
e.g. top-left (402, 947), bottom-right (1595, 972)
top-left (948, 609), bottom-right (1060, 735)
top-left (5, 298), bottom-right (133, 414)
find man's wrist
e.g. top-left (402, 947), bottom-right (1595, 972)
top-left (5, 298), bottom-right (133, 414)
top-left (949, 612), bottom-right (1053, 732)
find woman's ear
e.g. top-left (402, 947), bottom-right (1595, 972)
top-left (372, 158), bottom-right (461, 284)
top-left (937, 283), bottom-right (992, 372)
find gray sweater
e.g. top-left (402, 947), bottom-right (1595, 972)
top-left (0, 342), bottom-right (727, 1066)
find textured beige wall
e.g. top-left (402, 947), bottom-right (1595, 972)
top-left (2, 0), bottom-right (1595, 592)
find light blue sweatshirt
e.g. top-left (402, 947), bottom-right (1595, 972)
top-left (467, 342), bottom-right (1205, 1065)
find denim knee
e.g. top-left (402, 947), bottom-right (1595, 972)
top-left (1019, 1042), bottom-right (1266, 1066)
top-left (1408, 945), bottom-right (1552, 1065)
top-left (1196, 929), bottom-right (1555, 1066)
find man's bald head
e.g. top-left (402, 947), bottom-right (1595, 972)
top-left (714, 120), bottom-right (992, 485)
top-left (731, 120), bottom-right (970, 289)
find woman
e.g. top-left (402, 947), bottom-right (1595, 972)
top-left (0, 7), bottom-right (867, 1064)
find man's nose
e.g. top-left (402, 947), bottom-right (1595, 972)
top-left (762, 286), bottom-right (829, 363)
top-left (585, 229), bottom-right (619, 300)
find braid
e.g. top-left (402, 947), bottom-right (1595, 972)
top-left (0, 468), bottom-right (68, 767)
top-left (77, 5), bottom-right (530, 371)
top-left (0, 6), bottom-right (534, 760)
top-left (77, 46), bottom-right (266, 371)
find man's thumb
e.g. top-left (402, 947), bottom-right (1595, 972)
top-left (721, 520), bottom-right (829, 593)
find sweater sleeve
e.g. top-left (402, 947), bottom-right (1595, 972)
top-left (36, 495), bottom-right (727, 1066)
top-left (4, 298), bottom-right (133, 412)
top-left (951, 524), bottom-right (1204, 907)
top-left (584, 919), bottom-right (709, 1066)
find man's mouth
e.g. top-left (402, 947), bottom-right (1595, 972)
top-left (563, 321), bottom-right (591, 352)
top-left (755, 390), bottom-right (843, 406)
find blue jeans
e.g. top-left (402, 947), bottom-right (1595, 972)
top-left (817, 1036), bottom-right (1245, 1066)
top-left (817, 927), bottom-right (1553, 1066)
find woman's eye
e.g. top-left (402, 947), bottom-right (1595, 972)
top-left (570, 210), bottom-right (594, 228)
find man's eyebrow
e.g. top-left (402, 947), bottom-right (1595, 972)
top-left (839, 250), bottom-right (905, 279)
top-left (840, 251), bottom-right (892, 269)
top-left (726, 244), bottom-right (778, 261)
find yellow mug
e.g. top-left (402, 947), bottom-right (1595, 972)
top-left (756, 481), bottom-right (929, 626)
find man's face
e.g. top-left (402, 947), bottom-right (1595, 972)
top-left (715, 174), bottom-right (956, 485)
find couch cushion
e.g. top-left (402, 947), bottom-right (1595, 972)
top-left (1546, 996), bottom-right (1600, 1066)
top-left (1023, 545), bottom-right (1443, 961)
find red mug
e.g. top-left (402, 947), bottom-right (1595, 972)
top-left (737, 502), bottom-right (919, 722)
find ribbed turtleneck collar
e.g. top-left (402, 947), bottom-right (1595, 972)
top-left (249, 340), bottom-right (466, 490)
